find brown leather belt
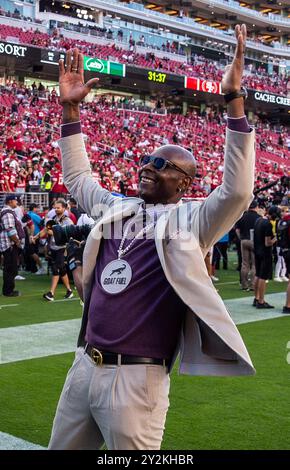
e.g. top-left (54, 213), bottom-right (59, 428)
top-left (85, 344), bottom-right (168, 367)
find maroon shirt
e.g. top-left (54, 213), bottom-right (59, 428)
top-left (86, 215), bottom-right (187, 360)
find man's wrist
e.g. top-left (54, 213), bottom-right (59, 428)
top-left (62, 103), bottom-right (80, 124)
top-left (224, 87), bottom-right (248, 105)
top-left (226, 97), bottom-right (245, 118)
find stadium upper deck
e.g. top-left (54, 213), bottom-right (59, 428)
top-left (1, 0), bottom-right (290, 59)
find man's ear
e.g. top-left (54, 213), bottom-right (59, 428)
top-left (180, 176), bottom-right (192, 193)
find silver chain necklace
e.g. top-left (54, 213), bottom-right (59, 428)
top-left (117, 220), bottom-right (155, 259)
top-left (100, 217), bottom-right (155, 294)
top-left (100, 204), bottom-right (178, 294)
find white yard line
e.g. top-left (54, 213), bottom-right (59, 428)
top-left (0, 293), bottom-right (288, 365)
top-left (0, 432), bottom-right (45, 450)
top-left (225, 292), bottom-right (287, 325)
top-left (0, 318), bottom-right (81, 364)
top-left (215, 281), bottom-right (239, 286)
top-left (0, 304), bottom-right (19, 309)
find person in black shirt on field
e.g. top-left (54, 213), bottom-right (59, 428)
top-left (236, 200), bottom-right (261, 291)
top-left (253, 206), bottom-right (279, 308)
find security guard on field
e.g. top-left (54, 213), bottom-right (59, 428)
top-left (40, 163), bottom-right (52, 192)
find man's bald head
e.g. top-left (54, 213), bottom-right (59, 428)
top-left (152, 145), bottom-right (196, 178)
top-left (138, 144), bottom-right (197, 204)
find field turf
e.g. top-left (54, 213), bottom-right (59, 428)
top-left (0, 253), bottom-right (289, 450)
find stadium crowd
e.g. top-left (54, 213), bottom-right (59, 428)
top-left (0, 83), bottom-right (289, 200)
top-left (0, 23), bottom-right (289, 96)
top-left (0, 83), bottom-right (288, 309)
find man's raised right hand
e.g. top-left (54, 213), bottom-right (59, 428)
top-left (59, 48), bottom-right (99, 106)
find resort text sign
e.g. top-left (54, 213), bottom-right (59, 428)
top-left (0, 41), bottom-right (27, 58)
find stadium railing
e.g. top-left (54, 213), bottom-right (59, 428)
top-left (91, 0), bottom-right (290, 57)
top-left (0, 13), bottom-right (46, 33)
top-left (0, 192), bottom-right (49, 211)
top-left (29, 0), bottom-right (290, 57)
top-left (57, 28), bottom-right (187, 64)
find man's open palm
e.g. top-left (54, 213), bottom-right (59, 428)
top-left (221, 24), bottom-right (247, 94)
top-left (59, 48), bottom-right (99, 105)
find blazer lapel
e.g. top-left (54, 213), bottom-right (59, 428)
top-left (82, 199), bottom-right (142, 300)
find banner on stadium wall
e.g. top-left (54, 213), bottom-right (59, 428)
top-left (253, 91), bottom-right (290, 108)
top-left (40, 50), bottom-right (125, 77)
top-left (83, 56), bottom-right (126, 77)
top-left (0, 41), bottom-right (28, 58)
top-left (184, 76), bottom-right (222, 95)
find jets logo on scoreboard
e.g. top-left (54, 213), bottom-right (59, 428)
top-left (83, 56), bottom-right (125, 77)
top-left (84, 57), bottom-right (106, 73)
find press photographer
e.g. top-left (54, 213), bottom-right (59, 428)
top-left (34, 199), bottom-right (74, 301)
top-left (254, 176), bottom-right (290, 207)
top-left (52, 222), bottom-right (92, 301)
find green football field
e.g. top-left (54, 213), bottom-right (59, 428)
top-left (0, 253), bottom-right (290, 450)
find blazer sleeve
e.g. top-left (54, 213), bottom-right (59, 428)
top-left (58, 132), bottom-right (117, 218)
top-left (197, 127), bottom-right (256, 250)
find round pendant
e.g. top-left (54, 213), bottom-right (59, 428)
top-left (100, 259), bottom-right (132, 294)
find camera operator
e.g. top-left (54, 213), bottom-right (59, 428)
top-left (66, 238), bottom-right (85, 301)
top-left (54, 222), bottom-right (93, 301)
top-left (254, 176), bottom-right (289, 208)
top-left (42, 199), bottom-right (74, 301)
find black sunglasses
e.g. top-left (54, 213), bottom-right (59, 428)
top-left (140, 155), bottom-right (192, 178)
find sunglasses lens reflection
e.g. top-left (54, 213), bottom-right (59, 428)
top-left (140, 155), bottom-right (166, 171)
top-left (154, 158), bottom-right (166, 170)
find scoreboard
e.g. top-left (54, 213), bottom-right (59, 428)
top-left (40, 50), bottom-right (66, 66)
top-left (126, 66), bottom-right (184, 88)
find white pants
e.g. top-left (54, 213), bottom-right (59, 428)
top-left (48, 348), bottom-right (170, 450)
top-left (275, 253), bottom-right (287, 278)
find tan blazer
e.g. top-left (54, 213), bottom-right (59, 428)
top-left (59, 127), bottom-right (256, 377)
